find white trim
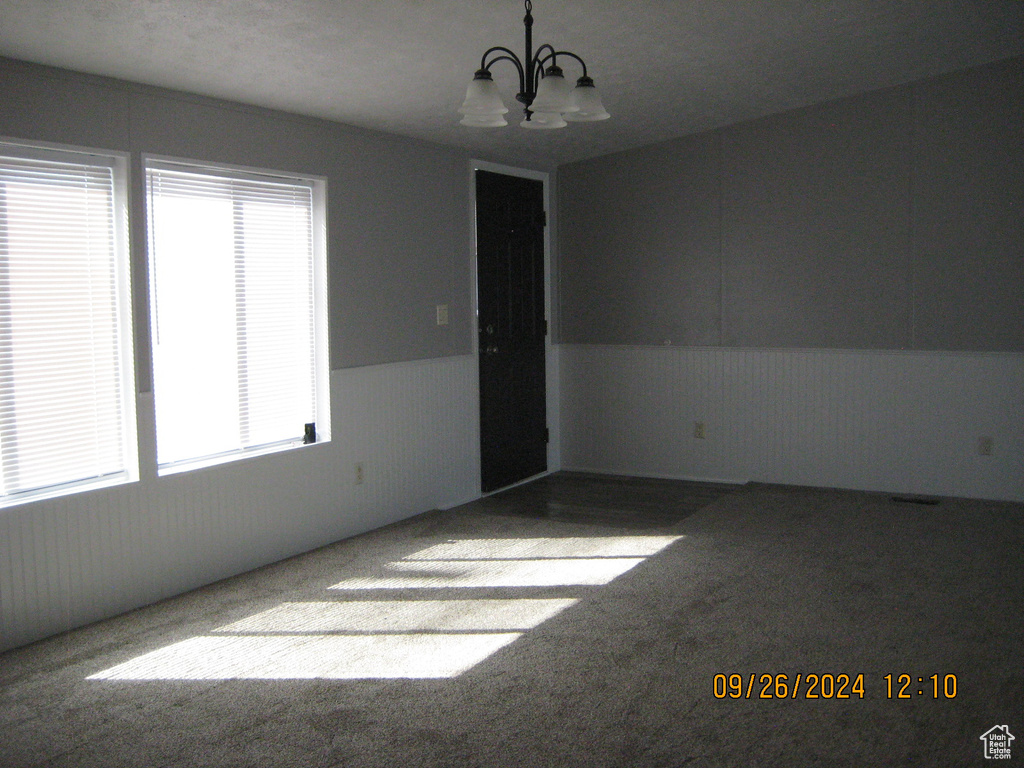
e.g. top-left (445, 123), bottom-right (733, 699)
top-left (143, 155), bottom-right (331, 474)
top-left (111, 150), bottom-right (140, 484)
top-left (559, 341), bottom-right (1024, 359)
top-left (481, 469), bottom-right (555, 498)
top-left (0, 138), bottom-right (139, 508)
top-left (311, 175), bottom-right (331, 443)
top-left (0, 135), bottom-right (130, 165)
top-left (156, 437), bottom-right (329, 477)
top-left (470, 160), bottom-right (549, 182)
top-left (559, 466), bottom-right (745, 488)
top-left (142, 153), bottom-right (325, 187)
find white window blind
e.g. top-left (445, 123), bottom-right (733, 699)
top-left (0, 143), bottom-right (136, 505)
top-left (146, 160), bottom-right (329, 472)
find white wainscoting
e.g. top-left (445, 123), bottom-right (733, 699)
top-left (0, 355), bottom-right (479, 652)
top-left (560, 344), bottom-right (1024, 502)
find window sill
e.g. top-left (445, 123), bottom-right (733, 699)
top-left (0, 472), bottom-right (137, 510)
top-left (156, 437), bottom-right (330, 478)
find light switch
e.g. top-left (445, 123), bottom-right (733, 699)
top-left (436, 304), bottom-right (449, 326)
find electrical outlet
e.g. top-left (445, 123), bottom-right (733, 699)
top-left (694, 421), bottom-right (706, 440)
top-left (355, 462), bottom-right (364, 484)
top-left (978, 436), bottom-right (994, 456)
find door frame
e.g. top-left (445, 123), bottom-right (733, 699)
top-left (468, 159), bottom-right (560, 496)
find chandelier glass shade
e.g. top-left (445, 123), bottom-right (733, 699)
top-left (520, 111), bottom-right (567, 130)
top-left (460, 113), bottom-right (509, 128)
top-left (459, 0), bottom-right (610, 129)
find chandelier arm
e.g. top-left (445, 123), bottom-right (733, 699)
top-left (487, 55), bottom-right (528, 94)
top-left (480, 46), bottom-right (526, 92)
top-left (481, 45), bottom-right (522, 70)
top-left (533, 43), bottom-right (557, 62)
top-left (524, 43), bottom-right (554, 94)
top-left (535, 49), bottom-right (589, 79)
top-left (531, 44), bottom-right (557, 73)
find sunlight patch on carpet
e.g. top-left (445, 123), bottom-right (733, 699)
top-left (88, 535), bottom-right (684, 681)
top-left (330, 536), bottom-right (682, 589)
top-left (213, 599), bottom-right (578, 633)
top-left (329, 557), bottom-right (646, 589)
top-left (87, 633), bottom-right (519, 680)
top-left (405, 536), bottom-right (682, 561)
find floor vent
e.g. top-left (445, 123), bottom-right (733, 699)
top-left (890, 496), bottom-right (940, 506)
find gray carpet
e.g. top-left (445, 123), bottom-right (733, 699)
top-left (1, 473), bottom-right (1022, 767)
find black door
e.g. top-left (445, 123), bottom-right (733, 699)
top-left (476, 170), bottom-right (547, 493)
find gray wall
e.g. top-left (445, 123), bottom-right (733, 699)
top-left (0, 56), bottom-right (474, 380)
top-left (557, 55), bottom-right (1024, 351)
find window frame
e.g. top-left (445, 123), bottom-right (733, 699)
top-left (143, 154), bottom-right (331, 476)
top-left (0, 137), bottom-right (138, 508)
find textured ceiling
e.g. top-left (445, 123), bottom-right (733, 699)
top-left (2, 1), bottom-right (1024, 167)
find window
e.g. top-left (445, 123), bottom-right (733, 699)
top-left (0, 141), bottom-right (137, 506)
top-left (145, 159), bottom-right (329, 473)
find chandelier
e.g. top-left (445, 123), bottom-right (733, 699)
top-left (458, 0), bottom-right (610, 129)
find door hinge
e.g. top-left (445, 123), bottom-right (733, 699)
top-left (542, 318), bottom-right (548, 336)
top-left (544, 427), bottom-right (550, 443)
top-left (538, 210), bottom-right (547, 227)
